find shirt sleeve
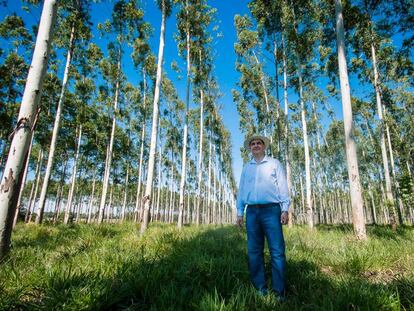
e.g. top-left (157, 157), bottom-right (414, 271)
top-left (236, 166), bottom-right (246, 217)
top-left (275, 160), bottom-right (290, 212)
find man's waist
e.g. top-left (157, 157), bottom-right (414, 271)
top-left (247, 202), bottom-right (280, 208)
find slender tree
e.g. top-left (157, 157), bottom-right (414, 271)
top-left (0, 0), bottom-right (57, 259)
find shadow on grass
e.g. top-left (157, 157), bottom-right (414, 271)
top-left (316, 223), bottom-right (414, 241)
top-left (12, 223), bottom-right (122, 251)
top-left (4, 224), bottom-right (414, 310)
top-left (368, 224), bottom-right (414, 240)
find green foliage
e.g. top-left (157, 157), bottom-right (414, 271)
top-left (1, 223), bottom-right (414, 310)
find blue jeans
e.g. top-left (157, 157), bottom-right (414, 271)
top-left (246, 204), bottom-right (286, 295)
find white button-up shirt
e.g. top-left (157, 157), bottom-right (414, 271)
top-left (236, 155), bottom-right (290, 216)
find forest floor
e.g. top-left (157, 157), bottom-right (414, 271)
top-left (1, 222), bottom-right (414, 310)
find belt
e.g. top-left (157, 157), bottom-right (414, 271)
top-left (247, 203), bottom-right (279, 208)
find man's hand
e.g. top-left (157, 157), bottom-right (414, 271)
top-left (281, 211), bottom-right (289, 225)
top-left (236, 216), bottom-right (244, 228)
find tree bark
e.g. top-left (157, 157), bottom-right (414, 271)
top-left (141, 1), bottom-right (166, 234)
top-left (135, 69), bottom-right (146, 222)
top-left (121, 165), bottom-right (129, 222)
top-left (370, 38), bottom-right (396, 228)
top-left (178, 2), bottom-right (191, 228)
top-left (63, 124), bottom-right (82, 224)
top-left (98, 46), bottom-right (121, 224)
top-left (0, 0), bottom-right (57, 258)
top-left (87, 168), bottom-right (96, 223)
top-left (36, 23), bottom-right (75, 224)
top-left (335, 0), bottom-right (366, 239)
top-left (196, 88), bottom-right (204, 225)
top-left (282, 33), bottom-right (293, 228)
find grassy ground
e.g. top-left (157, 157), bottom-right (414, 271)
top-left (1, 222), bottom-right (413, 310)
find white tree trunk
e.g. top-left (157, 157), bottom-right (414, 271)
top-left (252, 51), bottom-right (273, 150)
top-left (141, 1), bottom-right (166, 234)
top-left (370, 39), bottom-right (396, 226)
top-left (282, 33), bottom-right (293, 228)
top-left (135, 68), bottom-right (147, 222)
top-left (121, 165), bottom-right (129, 222)
top-left (36, 23), bottom-right (75, 224)
top-left (178, 17), bottom-right (191, 228)
top-left (196, 88), bottom-right (204, 225)
top-left (155, 139), bottom-right (162, 222)
top-left (98, 48), bottom-right (121, 224)
top-left (336, 0), bottom-right (367, 239)
top-left (0, 0), bottom-right (57, 258)
top-left (26, 149), bottom-right (43, 223)
top-left (63, 124), bottom-right (82, 224)
top-left (87, 168), bottom-right (96, 223)
top-left (297, 64), bottom-right (313, 228)
top-left (13, 126), bottom-right (35, 228)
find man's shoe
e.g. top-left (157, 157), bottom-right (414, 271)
top-left (276, 295), bottom-right (286, 302)
top-left (257, 288), bottom-right (269, 296)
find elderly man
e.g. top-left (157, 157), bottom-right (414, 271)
top-left (236, 134), bottom-right (290, 299)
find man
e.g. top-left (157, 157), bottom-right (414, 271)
top-left (236, 134), bottom-right (290, 299)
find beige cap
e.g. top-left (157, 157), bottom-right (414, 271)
top-left (244, 134), bottom-right (270, 149)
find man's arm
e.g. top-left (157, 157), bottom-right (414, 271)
top-left (275, 160), bottom-right (290, 225)
top-left (275, 160), bottom-right (290, 212)
top-left (236, 166), bottom-right (246, 227)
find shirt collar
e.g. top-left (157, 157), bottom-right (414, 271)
top-left (249, 155), bottom-right (270, 164)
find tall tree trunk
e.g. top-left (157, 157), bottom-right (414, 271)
top-left (335, 0), bottom-right (366, 239)
top-left (273, 37), bottom-right (281, 157)
top-left (135, 68), bottom-right (147, 222)
top-left (168, 152), bottom-right (174, 223)
top-left (196, 88), bottom-right (204, 225)
top-left (178, 4), bottom-right (191, 228)
top-left (252, 51), bottom-right (273, 152)
top-left (155, 139), bottom-right (162, 222)
top-left (98, 47), bottom-right (121, 224)
top-left (36, 23), bottom-right (75, 224)
top-left (370, 38), bottom-right (396, 228)
top-left (13, 124), bottom-right (34, 228)
top-left (63, 124), bottom-right (82, 224)
top-left (385, 120), bottom-right (404, 223)
top-left (141, 1), bottom-right (166, 234)
top-left (282, 33), bottom-right (293, 228)
top-left (0, 0), bottom-right (57, 257)
top-left (87, 168), bottom-right (96, 223)
top-left (298, 64), bottom-right (313, 228)
top-left (207, 132), bottom-right (212, 224)
top-left (291, 5), bottom-right (313, 228)
top-left (52, 156), bottom-right (67, 224)
top-left (121, 165), bottom-right (129, 222)
top-left (25, 149), bottom-right (43, 223)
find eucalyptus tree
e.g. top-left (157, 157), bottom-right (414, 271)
top-left (140, 0), bottom-right (172, 234)
top-left (35, 0), bottom-right (93, 224)
top-left (346, 0), bottom-right (413, 225)
top-left (332, 0), bottom-right (367, 238)
top-left (160, 78), bottom-right (184, 223)
top-left (97, 0), bottom-right (147, 224)
top-left (0, 0), bottom-right (57, 259)
top-left (280, 0), bottom-right (321, 228)
top-left (61, 43), bottom-right (101, 224)
top-left (175, 0), bottom-right (215, 228)
top-left (249, 0), bottom-right (286, 156)
top-left (131, 21), bottom-right (153, 223)
top-left (0, 14), bottom-right (32, 170)
top-left (233, 14), bottom-right (275, 148)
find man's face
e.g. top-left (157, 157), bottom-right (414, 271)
top-left (249, 139), bottom-right (265, 156)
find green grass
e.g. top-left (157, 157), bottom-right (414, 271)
top-left (1, 222), bottom-right (414, 310)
